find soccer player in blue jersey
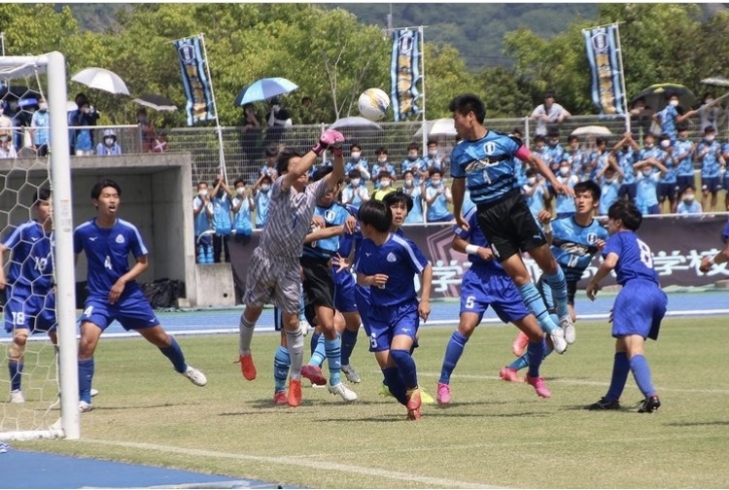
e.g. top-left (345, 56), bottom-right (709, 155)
top-left (505, 181), bottom-right (608, 377)
top-left (449, 93), bottom-right (573, 355)
top-left (585, 199), bottom-right (667, 413)
top-left (355, 199), bottom-right (433, 420)
top-left (437, 206), bottom-right (552, 404)
top-left (1, 188), bottom-right (56, 404)
top-left (74, 179), bottom-right (207, 412)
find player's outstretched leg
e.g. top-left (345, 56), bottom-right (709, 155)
top-left (501, 313), bottom-right (558, 382)
top-left (238, 309), bottom-right (258, 381)
top-left (516, 282), bottom-right (567, 354)
top-left (302, 332), bottom-right (327, 385)
top-left (139, 327), bottom-right (207, 387)
top-left (273, 344), bottom-right (291, 405)
top-left (437, 329), bottom-right (470, 406)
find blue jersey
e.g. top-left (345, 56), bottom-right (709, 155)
top-left (699, 140), bottom-right (723, 178)
top-left (455, 208), bottom-right (508, 275)
top-left (636, 171), bottom-right (660, 213)
top-left (658, 148), bottom-right (677, 184)
top-left (616, 148), bottom-right (637, 184)
top-left (404, 186), bottom-right (424, 224)
top-left (193, 196), bottom-right (211, 236)
top-left (523, 182), bottom-right (546, 218)
top-left (345, 158), bottom-right (370, 176)
top-left (550, 216), bottom-right (608, 282)
top-left (2, 221), bottom-right (54, 293)
top-left (602, 230), bottom-right (659, 286)
top-left (545, 144), bottom-right (565, 173)
top-left (658, 105), bottom-right (679, 138)
top-left (303, 202), bottom-right (350, 259)
top-left (598, 178), bottom-right (620, 216)
top-left (211, 194), bottom-right (232, 234)
top-left (401, 158), bottom-right (426, 181)
top-left (254, 189), bottom-right (271, 226)
top-left (337, 204), bottom-right (359, 259)
top-left (73, 219), bottom-right (148, 298)
top-left (232, 195), bottom-right (253, 236)
top-left (673, 139), bottom-right (695, 177)
top-left (354, 233), bottom-right (427, 307)
top-left (722, 219), bottom-right (729, 243)
top-left (370, 162), bottom-right (396, 181)
top-left (566, 149), bottom-right (586, 179)
top-left (555, 175), bottom-right (578, 214)
top-left (450, 131), bottom-right (523, 205)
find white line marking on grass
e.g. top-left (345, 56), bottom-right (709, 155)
top-left (417, 372), bottom-right (729, 395)
top-left (84, 439), bottom-right (505, 489)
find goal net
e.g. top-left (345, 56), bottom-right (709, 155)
top-left (0, 53), bottom-right (79, 441)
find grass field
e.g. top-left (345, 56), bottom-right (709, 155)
top-left (10, 316), bottom-right (729, 489)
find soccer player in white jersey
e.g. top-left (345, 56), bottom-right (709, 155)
top-left (74, 179), bottom-right (207, 412)
top-left (237, 129), bottom-right (346, 407)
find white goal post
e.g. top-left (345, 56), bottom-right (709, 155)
top-left (0, 52), bottom-right (79, 441)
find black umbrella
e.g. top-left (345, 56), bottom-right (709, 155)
top-left (631, 83), bottom-right (696, 111)
top-left (132, 93), bottom-right (177, 112)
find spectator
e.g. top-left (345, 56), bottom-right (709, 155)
top-left (676, 185), bottom-right (702, 215)
top-left (511, 126), bottom-right (524, 140)
top-left (545, 130), bottom-right (565, 177)
top-left (252, 174), bottom-right (273, 229)
top-left (587, 136), bottom-right (610, 181)
top-left (634, 154), bottom-right (668, 216)
top-left (137, 108), bottom-right (158, 153)
top-left (69, 95), bottom-right (100, 156)
top-left (697, 126), bottom-right (725, 212)
top-left (629, 96), bottom-right (654, 137)
top-left (424, 139), bottom-right (444, 172)
top-left (241, 103), bottom-right (261, 164)
top-left (372, 171), bottom-right (396, 201)
top-left (521, 168), bottom-right (549, 220)
top-left (723, 140), bottom-right (729, 211)
top-left (699, 92), bottom-right (722, 133)
top-left (96, 129), bottom-right (122, 156)
top-left (402, 170), bottom-right (424, 224)
top-left (532, 135), bottom-right (553, 208)
top-left (259, 146), bottom-right (279, 180)
top-left (400, 142), bottom-right (427, 184)
top-left (0, 129), bottom-right (17, 159)
top-left (13, 98), bottom-right (37, 154)
top-left (264, 98), bottom-right (291, 147)
top-left (30, 97), bottom-right (50, 157)
top-left (554, 159), bottom-right (579, 219)
top-left (210, 175), bottom-right (233, 263)
top-left (299, 96), bottom-right (317, 125)
top-left (344, 142), bottom-right (371, 181)
top-left (674, 125), bottom-right (696, 198)
top-left (530, 92), bottom-right (571, 137)
top-left (656, 134), bottom-right (678, 213)
top-left (0, 101), bottom-right (12, 136)
top-left (231, 178), bottom-right (255, 237)
top-left (424, 168), bottom-right (453, 223)
top-left (341, 168), bottom-right (369, 207)
top-left (612, 132), bottom-right (640, 204)
top-left (653, 94), bottom-right (697, 141)
top-left (370, 147), bottom-right (396, 188)
top-left (565, 135), bottom-right (586, 182)
top-left (462, 188), bottom-right (476, 216)
top-left (596, 158), bottom-right (623, 216)
top-left (193, 182), bottom-right (213, 264)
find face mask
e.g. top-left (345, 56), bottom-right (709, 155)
top-left (660, 140), bottom-right (671, 148)
top-left (684, 194), bottom-right (695, 202)
top-left (198, 189), bottom-right (208, 197)
top-left (549, 140), bottom-right (559, 146)
top-left (428, 150), bottom-right (437, 158)
top-left (408, 153), bottom-right (418, 161)
top-left (82, 107), bottom-right (90, 114)
top-left (260, 184), bottom-right (270, 192)
top-left (236, 187), bottom-right (245, 195)
top-left (404, 179), bottom-right (413, 187)
top-left (559, 167), bottom-right (569, 176)
top-left (706, 136), bottom-right (715, 143)
top-left (669, 100), bottom-right (679, 107)
top-left (605, 177), bottom-right (614, 183)
top-left (706, 99), bottom-right (714, 105)
top-left (104, 137), bottom-right (114, 146)
top-left (380, 180), bottom-right (391, 188)
top-left (350, 178), bottom-right (361, 187)
top-left (527, 177), bottom-right (537, 185)
top-left (378, 156), bottom-right (387, 164)
top-left (272, 105), bottom-right (280, 112)
top-left (39, 104), bottom-right (48, 112)
top-left (431, 180), bottom-right (442, 187)
top-left (644, 142), bottom-right (654, 148)
top-left (350, 151), bottom-right (361, 160)
top-left (642, 169), bottom-right (652, 177)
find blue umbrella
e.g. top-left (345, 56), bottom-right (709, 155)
top-left (234, 77), bottom-right (299, 106)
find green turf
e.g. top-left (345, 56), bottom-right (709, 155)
top-left (9, 317), bottom-right (729, 488)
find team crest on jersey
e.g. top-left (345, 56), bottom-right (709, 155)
top-left (386, 252), bottom-right (397, 263)
top-left (483, 142), bottom-right (496, 155)
top-left (324, 210), bottom-right (336, 223)
top-left (115, 234), bottom-right (125, 244)
top-left (587, 233), bottom-right (598, 244)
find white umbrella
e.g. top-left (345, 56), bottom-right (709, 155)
top-left (701, 76), bottom-right (729, 88)
top-left (66, 101), bottom-right (78, 112)
top-left (571, 125), bottom-right (612, 137)
top-left (414, 118), bottom-right (457, 137)
top-left (329, 116), bottom-right (382, 131)
top-left (71, 67), bottom-right (130, 96)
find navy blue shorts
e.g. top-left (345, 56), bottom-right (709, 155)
top-left (367, 301), bottom-right (419, 352)
top-left (702, 177), bottom-right (721, 194)
top-left (657, 183), bottom-right (677, 203)
top-left (81, 289), bottom-right (159, 331)
top-left (460, 268), bottom-right (528, 323)
top-left (618, 183), bottom-right (637, 202)
top-left (4, 287), bottom-right (56, 334)
top-left (333, 268), bottom-right (358, 313)
top-left (612, 280), bottom-right (667, 340)
top-left (676, 175), bottom-right (695, 194)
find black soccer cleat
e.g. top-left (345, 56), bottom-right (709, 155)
top-left (587, 397), bottom-right (621, 410)
top-left (638, 395), bottom-right (661, 413)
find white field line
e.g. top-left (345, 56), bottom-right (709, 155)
top-left (83, 439), bottom-right (505, 490)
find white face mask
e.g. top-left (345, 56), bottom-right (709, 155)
top-left (198, 189), bottom-right (208, 197)
top-left (260, 184), bottom-right (270, 192)
top-left (644, 142), bottom-right (654, 148)
top-left (431, 179), bottom-right (442, 187)
top-left (669, 100), bottom-right (679, 107)
top-left (684, 194), bottom-right (695, 202)
top-left (378, 156), bottom-right (387, 164)
top-left (642, 169), bottom-right (652, 177)
top-left (350, 178), bottom-right (361, 187)
top-left (527, 177), bottom-right (537, 185)
top-left (408, 153), bottom-right (418, 161)
top-left (104, 137), bottom-right (115, 146)
top-left (39, 103), bottom-right (48, 112)
top-left (660, 140), bottom-right (671, 148)
top-left (350, 151), bottom-right (361, 160)
top-left (380, 179), bottom-right (391, 188)
top-left (428, 150), bottom-right (437, 158)
top-left (706, 135), bottom-right (715, 143)
top-left (404, 179), bottom-right (414, 187)
top-left (559, 167), bottom-right (569, 176)
top-left (236, 187), bottom-right (245, 195)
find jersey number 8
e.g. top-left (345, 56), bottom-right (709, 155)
top-left (637, 239), bottom-right (653, 268)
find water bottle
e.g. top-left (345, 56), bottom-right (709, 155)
top-left (205, 247), bottom-right (214, 264)
top-left (197, 246), bottom-right (206, 264)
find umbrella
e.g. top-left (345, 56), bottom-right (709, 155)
top-left (234, 77), bottom-right (298, 106)
top-left (329, 116), bottom-right (382, 131)
top-left (701, 76), bottom-right (729, 88)
top-left (133, 93), bottom-right (177, 112)
top-left (71, 67), bottom-right (130, 96)
top-left (631, 83), bottom-right (696, 111)
top-left (66, 101), bottom-right (78, 112)
top-left (571, 125), bottom-right (612, 137)
top-left (414, 118), bottom-right (457, 137)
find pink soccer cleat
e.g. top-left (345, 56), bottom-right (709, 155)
top-left (301, 365), bottom-right (327, 386)
top-left (499, 366), bottom-right (522, 383)
top-left (511, 331), bottom-right (530, 357)
top-left (525, 374), bottom-right (552, 398)
top-left (436, 382), bottom-right (451, 406)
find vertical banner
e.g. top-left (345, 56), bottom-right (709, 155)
top-left (174, 36), bottom-right (216, 126)
top-left (390, 28), bottom-right (421, 122)
top-left (582, 24), bottom-right (626, 116)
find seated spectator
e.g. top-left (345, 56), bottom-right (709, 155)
top-left (371, 147), bottom-right (396, 188)
top-left (260, 146), bottom-right (279, 179)
top-left (97, 129), bottom-right (122, 156)
top-left (424, 168), bottom-right (454, 223)
top-left (676, 185), bottom-right (702, 215)
top-left (372, 171), bottom-right (396, 201)
top-left (341, 168), bottom-right (369, 207)
top-left (511, 126), bottom-right (524, 140)
top-left (402, 170), bottom-right (424, 224)
top-left (531, 92), bottom-right (570, 137)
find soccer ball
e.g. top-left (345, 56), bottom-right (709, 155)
top-left (358, 88), bottom-right (390, 121)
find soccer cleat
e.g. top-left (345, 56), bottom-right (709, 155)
top-left (183, 366), bottom-right (208, 387)
top-left (273, 390), bottom-right (287, 405)
top-left (10, 390), bottom-right (25, 404)
top-left (511, 331), bottom-right (530, 357)
top-left (79, 401), bottom-right (93, 413)
top-left (287, 379), bottom-right (302, 407)
top-left (638, 395), bottom-right (661, 413)
top-left (564, 323), bottom-right (576, 344)
top-left (436, 382), bottom-right (451, 406)
top-left (587, 397), bottom-right (621, 410)
top-left (406, 387), bottom-right (422, 420)
top-left (525, 374), bottom-right (552, 398)
top-left (499, 366), bottom-right (522, 383)
top-left (237, 354), bottom-right (257, 381)
top-left (90, 388), bottom-right (99, 398)
top-left (328, 382), bottom-right (358, 402)
top-left (378, 382), bottom-right (393, 398)
top-left (341, 363), bottom-right (361, 383)
top-left (550, 326), bottom-right (568, 354)
top-left (420, 387), bottom-right (435, 405)
top-left (301, 365), bottom-right (327, 386)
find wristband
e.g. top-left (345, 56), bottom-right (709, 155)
top-left (311, 142), bottom-right (325, 156)
top-left (465, 244), bottom-right (480, 255)
top-left (542, 222), bottom-right (552, 234)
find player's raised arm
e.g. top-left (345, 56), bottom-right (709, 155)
top-left (282, 129), bottom-right (345, 190)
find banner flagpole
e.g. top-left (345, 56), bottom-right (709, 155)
top-left (419, 26), bottom-right (427, 155)
top-left (198, 33), bottom-right (227, 182)
top-left (0, 32), bottom-right (5, 56)
top-left (613, 22), bottom-right (630, 133)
